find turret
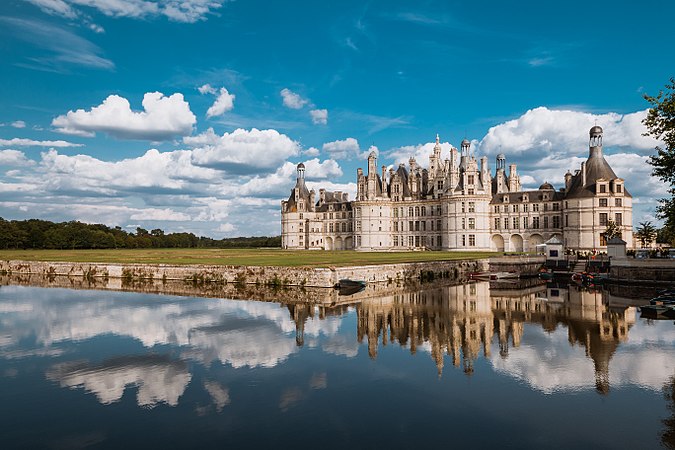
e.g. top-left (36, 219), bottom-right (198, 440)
top-left (564, 170), bottom-right (573, 191)
top-left (590, 125), bottom-right (603, 153)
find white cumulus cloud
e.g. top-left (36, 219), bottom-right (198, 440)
top-left (322, 137), bottom-right (360, 159)
top-left (310, 109), bottom-right (328, 125)
top-left (206, 87), bottom-right (235, 118)
top-left (186, 127), bottom-right (300, 173)
top-left (280, 88), bottom-right (308, 109)
top-left (0, 150), bottom-right (35, 167)
top-left (10, 121), bottom-right (26, 129)
top-left (52, 92), bottom-right (196, 140)
top-left (198, 83), bottom-right (216, 95)
top-left (479, 107), bottom-right (660, 157)
top-left (0, 138), bottom-right (82, 147)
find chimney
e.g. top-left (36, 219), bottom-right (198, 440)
top-left (581, 162), bottom-right (586, 186)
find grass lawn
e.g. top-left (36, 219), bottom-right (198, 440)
top-left (0, 248), bottom-right (497, 268)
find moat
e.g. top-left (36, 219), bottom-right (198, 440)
top-left (0, 279), bottom-right (673, 449)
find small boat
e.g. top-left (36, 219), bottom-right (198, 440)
top-left (650, 297), bottom-right (675, 306)
top-left (471, 272), bottom-right (519, 281)
top-left (335, 279), bottom-right (366, 289)
top-left (538, 271), bottom-right (554, 281)
top-left (335, 279), bottom-right (366, 296)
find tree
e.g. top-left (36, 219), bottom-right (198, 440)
top-left (635, 221), bottom-right (658, 248)
top-left (603, 220), bottom-right (621, 241)
top-left (643, 77), bottom-right (675, 235)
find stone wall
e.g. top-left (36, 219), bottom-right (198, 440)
top-left (0, 258), bottom-right (489, 288)
top-left (488, 256), bottom-right (546, 276)
top-left (609, 259), bottom-right (675, 285)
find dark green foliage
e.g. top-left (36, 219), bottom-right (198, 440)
top-left (0, 217), bottom-right (280, 250)
top-left (635, 221), bottom-right (658, 247)
top-left (644, 78), bottom-right (675, 236)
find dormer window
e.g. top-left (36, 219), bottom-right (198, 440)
top-left (616, 184), bottom-right (623, 194)
top-left (599, 184), bottom-right (606, 193)
top-left (467, 175), bottom-right (475, 185)
top-left (503, 196), bottom-right (509, 203)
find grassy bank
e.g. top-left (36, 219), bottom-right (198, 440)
top-left (0, 248), bottom-right (497, 268)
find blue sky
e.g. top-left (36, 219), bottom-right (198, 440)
top-left (0, 0), bottom-right (673, 237)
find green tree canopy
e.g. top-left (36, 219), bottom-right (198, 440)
top-left (643, 77), bottom-right (675, 237)
top-left (635, 221), bottom-right (657, 248)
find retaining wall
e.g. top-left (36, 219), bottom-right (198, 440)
top-left (0, 258), bottom-right (489, 288)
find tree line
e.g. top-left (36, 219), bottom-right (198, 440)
top-left (0, 218), bottom-right (281, 249)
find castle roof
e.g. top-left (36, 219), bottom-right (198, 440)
top-left (565, 147), bottom-right (632, 199)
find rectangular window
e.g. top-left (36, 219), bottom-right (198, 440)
top-left (468, 218), bottom-right (475, 229)
top-left (533, 204), bottom-right (540, 212)
top-left (523, 204), bottom-right (529, 212)
top-left (615, 198), bottom-right (622, 207)
top-left (553, 216), bottom-right (560, 228)
top-left (469, 234), bottom-right (476, 246)
top-left (468, 202), bottom-right (475, 213)
top-left (523, 217), bottom-right (529, 229)
top-left (599, 198), bottom-right (608, 207)
top-left (565, 215), bottom-right (569, 227)
top-left (408, 207), bottom-right (413, 216)
top-left (462, 235), bottom-right (466, 246)
top-left (430, 220), bottom-right (434, 231)
top-left (415, 236), bottom-right (420, 247)
top-left (393, 208), bottom-right (398, 218)
top-left (329, 223), bottom-right (334, 232)
top-left (532, 217), bottom-right (540, 229)
top-left (394, 221), bottom-right (398, 231)
top-left (615, 213), bottom-right (622, 225)
top-left (468, 189), bottom-right (474, 195)
top-left (468, 175), bottom-right (475, 184)
top-left (600, 184), bottom-right (607, 193)
top-left (462, 218), bottom-right (466, 229)
top-left (513, 217), bottom-right (518, 229)
top-left (421, 206), bottom-right (426, 216)
top-left (553, 203), bottom-right (560, 211)
top-left (394, 236), bottom-right (399, 246)
top-left (415, 221), bottom-right (420, 231)
top-left (409, 221), bottom-right (414, 231)
top-left (599, 213), bottom-right (608, 226)
top-left (422, 221), bottom-right (426, 231)
top-left (436, 205), bottom-right (441, 215)
top-left (329, 212), bottom-right (333, 219)
top-left (356, 221), bottom-right (361, 231)
top-left (437, 236), bottom-right (442, 247)
top-left (461, 202), bottom-right (465, 213)
top-left (495, 218), bottom-right (500, 229)
top-left (544, 216), bottom-right (549, 228)
top-left (436, 219), bottom-right (441, 230)
top-left (408, 236), bottom-right (414, 246)
top-left (421, 236), bottom-right (426, 246)
top-left (600, 233), bottom-right (607, 246)
top-left (504, 218), bottom-right (509, 230)
top-left (512, 204), bottom-right (518, 213)
top-left (544, 203), bottom-right (549, 212)
top-left (616, 184), bottom-right (622, 193)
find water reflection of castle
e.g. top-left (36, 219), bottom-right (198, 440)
top-left (288, 281), bottom-right (636, 392)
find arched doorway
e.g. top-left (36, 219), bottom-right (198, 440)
top-left (510, 234), bottom-right (524, 252)
top-left (335, 237), bottom-right (344, 250)
top-left (345, 236), bottom-right (353, 250)
top-left (491, 234), bottom-right (505, 252)
top-left (325, 237), bottom-right (333, 250)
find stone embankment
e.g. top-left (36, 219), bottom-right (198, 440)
top-left (0, 273), bottom-right (467, 306)
top-left (488, 256), bottom-right (545, 276)
top-left (609, 259), bottom-right (675, 285)
top-left (0, 259), bottom-right (488, 289)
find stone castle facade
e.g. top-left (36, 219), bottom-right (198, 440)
top-left (281, 126), bottom-right (632, 252)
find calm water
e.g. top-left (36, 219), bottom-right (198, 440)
top-left (0, 282), bottom-right (674, 449)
